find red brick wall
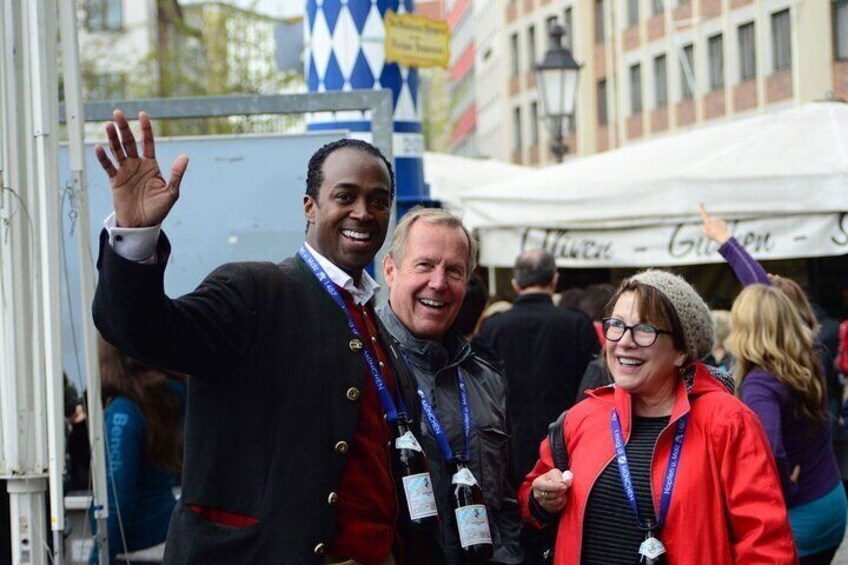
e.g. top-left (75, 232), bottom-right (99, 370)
top-left (627, 114), bottom-right (643, 139)
top-left (676, 99), bottom-right (695, 126)
top-left (766, 69), bottom-right (793, 103)
top-left (447, 0), bottom-right (469, 28)
top-left (647, 14), bottom-right (665, 41)
top-left (597, 126), bottom-right (610, 153)
top-left (835, 61), bottom-right (848, 100)
top-left (703, 90), bottom-right (726, 120)
top-left (450, 103), bottom-right (477, 146)
top-left (417, 1), bottom-right (444, 20)
top-left (594, 45), bottom-right (607, 78)
top-left (673, 2), bottom-right (692, 27)
top-left (701, 0), bottom-right (721, 19)
top-left (510, 75), bottom-right (520, 96)
top-left (733, 80), bottom-right (758, 112)
top-left (651, 108), bottom-right (669, 133)
top-left (506, 1), bottom-right (517, 23)
top-left (624, 26), bottom-right (640, 51)
top-left (528, 145), bottom-right (540, 165)
top-left (565, 132), bottom-right (577, 155)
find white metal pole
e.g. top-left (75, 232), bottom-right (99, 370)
top-left (57, 0), bottom-right (111, 561)
top-left (0, 0), bottom-right (49, 562)
top-left (26, 0), bottom-right (65, 562)
top-left (7, 480), bottom-right (48, 565)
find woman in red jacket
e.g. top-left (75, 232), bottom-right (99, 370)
top-left (519, 270), bottom-right (797, 564)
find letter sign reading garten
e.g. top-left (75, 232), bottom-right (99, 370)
top-left (478, 213), bottom-right (848, 268)
top-left (385, 10), bottom-right (451, 69)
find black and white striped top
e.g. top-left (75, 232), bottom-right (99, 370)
top-left (581, 415), bottom-right (670, 565)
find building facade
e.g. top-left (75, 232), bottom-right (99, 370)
top-left (78, 0), bottom-right (158, 101)
top-left (466, 0), bottom-right (846, 165)
top-left (500, 0), bottom-right (576, 164)
top-left (447, 0), bottom-right (479, 155)
top-left (77, 0), bottom-right (302, 134)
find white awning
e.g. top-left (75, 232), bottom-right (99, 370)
top-left (458, 102), bottom-right (848, 267)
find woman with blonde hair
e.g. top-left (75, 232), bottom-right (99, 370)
top-left (731, 285), bottom-right (846, 564)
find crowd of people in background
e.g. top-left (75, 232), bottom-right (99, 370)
top-left (4, 111), bottom-right (847, 565)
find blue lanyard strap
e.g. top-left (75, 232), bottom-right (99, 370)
top-left (610, 409), bottom-right (688, 530)
top-left (377, 329), bottom-right (417, 421)
top-left (298, 245), bottom-right (401, 424)
top-left (417, 368), bottom-right (472, 463)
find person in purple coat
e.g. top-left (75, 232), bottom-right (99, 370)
top-left (700, 205), bottom-right (846, 562)
top-left (730, 285), bottom-right (846, 564)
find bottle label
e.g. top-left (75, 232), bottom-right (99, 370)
top-left (451, 467), bottom-right (478, 487)
top-left (455, 504), bottom-right (492, 549)
top-left (402, 472), bottom-right (438, 520)
top-left (396, 430), bottom-right (423, 452)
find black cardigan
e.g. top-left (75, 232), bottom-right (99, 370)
top-left (93, 230), bottom-right (418, 564)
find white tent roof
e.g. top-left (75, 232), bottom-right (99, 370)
top-left (423, 151), bottom-right (528, 209)
top-left (459, 102), bottom-right (848, 267)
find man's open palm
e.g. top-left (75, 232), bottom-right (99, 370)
top-left (95, 109), bottom-right (188, 228)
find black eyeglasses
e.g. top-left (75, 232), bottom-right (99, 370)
top-left (602, 318), bottom-right (673, 347)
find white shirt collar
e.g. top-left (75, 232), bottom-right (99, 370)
top-left (303, 242), bottom-right (380, 306)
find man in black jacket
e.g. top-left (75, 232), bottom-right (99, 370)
top-left (477, 250), bottom-right (599, 486)
top-left (92, 110), bottom-right (413, 564)
top-left (379, 208), bottom-right (523, 564)
top-left (477, 251), bottom-right (598, 564)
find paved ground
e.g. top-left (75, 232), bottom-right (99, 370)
top-left (835, 532), bottom-right (848, 564)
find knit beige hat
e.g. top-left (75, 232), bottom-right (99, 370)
top-left (629, 270), bottom-right (715, 361)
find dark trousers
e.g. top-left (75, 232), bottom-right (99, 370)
top-left (519, 524), bottom-right (554, 565)
top-left (800, 547), bottom-right (839, 565)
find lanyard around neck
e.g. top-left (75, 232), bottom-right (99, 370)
top-left (417, 368), bottom-right (472, 463)
top-left (298, 245), bottom-right (406, 424)
top-left (610, 409), bottom-right (688, 531)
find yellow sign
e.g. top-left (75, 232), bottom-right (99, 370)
top-left (384, 11), bottom-right (451, 69)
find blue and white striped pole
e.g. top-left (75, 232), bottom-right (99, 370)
top-left (305, 0), bottom-right (431, 217)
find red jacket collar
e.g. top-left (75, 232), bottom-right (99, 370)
top-left (586, 361), bottom-right (727, 436)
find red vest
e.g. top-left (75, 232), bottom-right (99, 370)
top-left (328, 290), bottom-right (397, 563)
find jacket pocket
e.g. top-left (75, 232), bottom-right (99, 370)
top-left (171, 503), bottom-right (263, 564)
top-left (477, 425), bottom-right (510, 511)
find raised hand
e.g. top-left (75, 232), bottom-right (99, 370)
top-left (95, 110), bottom-right (189, 228)
top-left (699, 203), bottom-right (730, 245)
top-left (532, 468), bottom-right (573, 514)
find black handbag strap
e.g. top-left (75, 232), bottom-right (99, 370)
top-left (547, 410), bottom-right (569, 471)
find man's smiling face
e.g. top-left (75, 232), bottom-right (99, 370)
top-left (304, 147), bottom-right (392, 277)
top-left (384, 221), bottom-right (469, 342)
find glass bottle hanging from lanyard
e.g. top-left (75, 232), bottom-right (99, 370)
top-left (298, 246), bottom-right (438, 526)
top-left (418, 369), bottom-right (494, 561)
top-left (610, 410), bottom-right (689, 565)
top-left (396, 415), bottom-right (439, 525)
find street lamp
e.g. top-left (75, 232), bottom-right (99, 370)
top-left (535, 21), bottom-right (582, 163)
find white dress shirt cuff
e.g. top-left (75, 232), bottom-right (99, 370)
top-left (104, 213), bottom-right (161, 264)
